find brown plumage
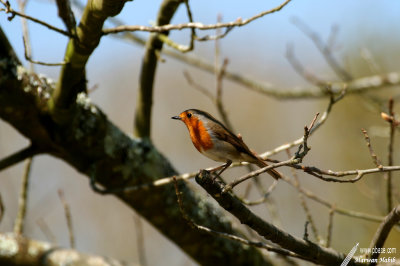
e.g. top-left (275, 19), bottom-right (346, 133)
top-left (172, 109), bottom-right (281, 180)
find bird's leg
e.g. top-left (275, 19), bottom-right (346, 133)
top-left (212, 160), bottom-right (232, 181)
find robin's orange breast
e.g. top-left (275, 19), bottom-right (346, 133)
top-left (187, 118), bottom-right (213, 152)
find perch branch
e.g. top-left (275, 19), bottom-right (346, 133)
top-left (195, 171), bottom-right (363, 266)
top-left (172, 177), bottom-right (307, 261)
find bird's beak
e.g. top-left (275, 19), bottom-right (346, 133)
top-left (171, 115), bottom-right (181, 120)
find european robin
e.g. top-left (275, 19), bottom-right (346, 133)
top-left (172, 109), bottom-right (281, 180)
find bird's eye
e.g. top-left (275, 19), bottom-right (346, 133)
top-left (187, 113), bottom-right (192, 118)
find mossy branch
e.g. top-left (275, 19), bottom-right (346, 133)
top-left (50, 0), bottom-right (129, 122)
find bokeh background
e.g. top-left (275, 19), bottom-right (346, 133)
top-left (1, 0), bottom-right (400, 265)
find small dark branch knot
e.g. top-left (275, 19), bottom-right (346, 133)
top-left (295, 113), bottom-right (319, 161)
top-left (303, 221), bottom-right (309, 241)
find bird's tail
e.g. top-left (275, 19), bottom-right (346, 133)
top-left (254, 158), bottom-right (282, 180)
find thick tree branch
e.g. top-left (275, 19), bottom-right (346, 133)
top-left (195, 170), bottom-right (365, 266)
top-left (49, 0), bottom-right (129, 121)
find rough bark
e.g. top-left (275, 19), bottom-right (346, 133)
top-left (0, 27), bottom-right (270, 265)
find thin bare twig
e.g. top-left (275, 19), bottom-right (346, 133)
top-left (193, 13), bottom-right (235, 42)
top-left (237, 180), bottom-right (278, 206)
top-left (361, 128), bottom-right (383, 168)
top-left (385, 98), bottom-right (396, 212)
top-left (224, 113), bottom-right (319, 192)
top-left (103, 0), bottom-right (292, 34)
top-left (14, 157), bottom-right (32, 235)
top-left (17, 0), bottom-right (33, 72)
top-left (223, 160), bottom-right (290, 192)
top-left (0, 193), bottom-right (4, 224)
top-left (299, 164), bottom-right (397, 183)
top-left (133, 214), bottom-right (147, 266)
top-left (291, 17), bottom-right (352, 81)
top-left (286, 43), bottom-right (323, 86)
top-left (0, 0), bottom-right (74, 38)
top-left (157, 0), bottom-right (195, 53)
top-left (23, 36), bottom-right (66, 66)
top-left (294, 112), bottom-right (319, 161)
top-left (183, 71), bottom-right (214, 100)
top-left (286, 148), bottom-right (321, 243)
top-left (58, 189), bottom-right (75, 248)
top-left (261, 89), bottom-right (346, 158)
top-left (91, 0), bottom-right (400, 101)
top-left (195, 26), bottom-right (234, 41)
top-left (281, 174), bottom-right (386, 223)
top-left (360, 47), bottom-right (382, 74)
top-left (36, 218), bottom-right (57, 243)
top-left (215, 58), bottom-right (232, 130)
top-left (326, 206), bottom-right (335, 248)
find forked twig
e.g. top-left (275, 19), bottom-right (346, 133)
top-left (0, 0), bottom-right (74, 38)
top-left (224, 113), bottom-right (319, 192)
top-left (103, 0), bottom-right (292, 35)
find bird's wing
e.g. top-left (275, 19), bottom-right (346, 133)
top-left (209, 122), bottom-right (258, 159)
